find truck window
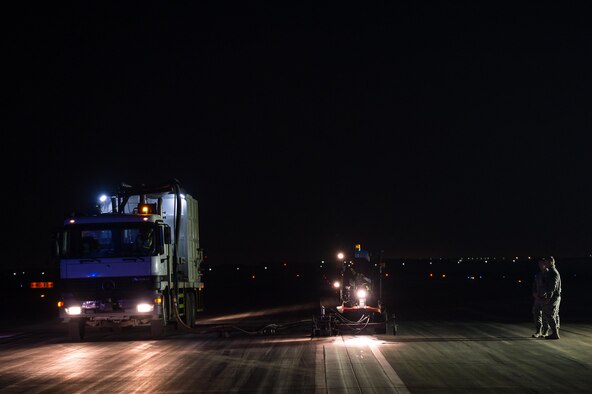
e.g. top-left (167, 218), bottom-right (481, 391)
top-left (62, 224), bottom-right (157, 258)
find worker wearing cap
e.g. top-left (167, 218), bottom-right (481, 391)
top-left (542, 257), bottom-right (561, 339)
top-left (531, 259), bottom-right (550, 338)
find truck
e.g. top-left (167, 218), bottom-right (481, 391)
top-left (55, 180), bottom-right (204, 340)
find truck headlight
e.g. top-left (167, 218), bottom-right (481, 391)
top-left (65, 306), bottom-right (82, 315)
top-left (356, 289), bottom-right (367, 300)
top-left (137, 303), bottom-right (154, 313)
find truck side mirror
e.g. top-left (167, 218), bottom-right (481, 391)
top-left (163, 226), bottom-right (172, 244)
top-left (52, 230), bottom-right (61, 258)
top-left (157, 225), bottom-right (172, 255)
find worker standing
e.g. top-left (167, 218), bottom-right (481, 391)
top-left (531, 259), bottom-right (549, 338)
top-left (542, 257), bottom-right (562, 340)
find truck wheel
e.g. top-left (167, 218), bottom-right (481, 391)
top-left (150, 319), bottom-right (165, 338)
top-left (68, 319), bottom-right (85, 341)
top-left (185, 291), bottom-right (196, 328)
top-left (151, 290), bottom-right (169, 338)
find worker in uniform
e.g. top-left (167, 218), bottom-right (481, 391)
top-left (531, 259), bottom-right (550, 338)
top-left (81, 235), bottom-right (100, 256)
top-left (542, 256), bottom-right (562, 340)
top-left (136, 227), bottom-right (154, 252)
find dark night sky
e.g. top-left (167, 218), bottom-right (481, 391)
top-left (8, 2), bottom-right (591, 269)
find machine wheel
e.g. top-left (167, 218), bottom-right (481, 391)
top-left (389, 313), bottom-right (398, 335)
top-left (68, 318), bottom-right (85, 341)
top-left (378, 308), bottom-right (387, 335)
top-left (150, 319), bottom-right (165, 338)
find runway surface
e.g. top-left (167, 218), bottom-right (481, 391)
top-left (2, 257), bottom-right (591, 392)
top-left (1, 316), bottom-right (591, 393)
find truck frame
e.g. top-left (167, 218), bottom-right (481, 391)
top-left (56, 180), bottom-right (203, 340)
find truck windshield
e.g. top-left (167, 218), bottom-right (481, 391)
top-left (61, 223), bottom-right (157, 259)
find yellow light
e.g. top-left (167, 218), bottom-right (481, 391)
top-left (57, 301), bottom-right (64, 308)
top-left (154, 297), bottom-right (162, 304)
top-left (138, 203), bottom-right (156, 214)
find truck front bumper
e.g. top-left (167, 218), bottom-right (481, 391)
top-left (60, 304), bottom-right (163, 327)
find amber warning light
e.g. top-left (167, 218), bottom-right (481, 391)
top-left (30, 282), bottom-right (54, 289)
top-left (138, 203), bottom-right (157, 214)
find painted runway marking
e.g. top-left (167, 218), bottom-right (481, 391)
top-left (315, 343), bottom-right (327, 394)
top-left (317, 336), bottom-right (411, 393)
top-left (369, 343), bottom-right (410, 394)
